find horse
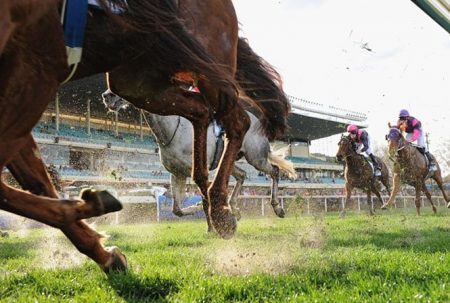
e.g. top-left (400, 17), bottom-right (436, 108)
top-left (102, 93), bottom-right (296, 230)
top-left (336, 135), bottom-right (391, 216)
top-left (1, 0), bottom-right (272, 272)
top-left (382, 127), bottom-right (449, 214)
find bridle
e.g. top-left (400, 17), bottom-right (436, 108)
top-left (337, 136), bottom-right (356, 161)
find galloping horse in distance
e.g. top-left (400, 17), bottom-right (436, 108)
top-left (1, 0), bottom-right (281, 272)
top-left (336, 135), bottom-right (391, 216)
top-left (382, 127), bottom-right (449, 214)
top-left (102, 93), bottom-right (296, 230)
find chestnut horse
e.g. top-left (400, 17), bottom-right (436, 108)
top-left (1, 0), bottom-right (289, 271)
top-left (103, 1), bottom-right (289, 237)
top-left (382, 127), bottom-right (449, 214)
top-left (336, 135), bottom-right (391, 216)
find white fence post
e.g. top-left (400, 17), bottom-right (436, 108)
top-left (156, 195), bottom-right (160, 223)
top-left (324, 198), bottom-right (328, 213)
top-left (261, 198), bottom-right (265, 216)
top-left (307, 198), bottom-right (310, 215)
top-left (357, 196), bottom-right (361, 212)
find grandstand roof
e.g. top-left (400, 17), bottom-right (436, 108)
top-left (284, 95), bottom-right (368, 141)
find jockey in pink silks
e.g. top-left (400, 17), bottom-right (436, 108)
top-left (397, 109), bottom-right (437, 171)
top-left (347, 124), bottom-right (382, 176)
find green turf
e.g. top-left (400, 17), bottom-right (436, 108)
top-left (0, 209), bottom-right (449, 302)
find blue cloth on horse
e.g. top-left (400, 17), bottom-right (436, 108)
top-left (63, 0), bottom-right (88, 48)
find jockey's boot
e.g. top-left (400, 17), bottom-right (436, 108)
top-left (425, 151), bottom-right (438, 171)
top-left (370, 154), bottom-right (382, 176)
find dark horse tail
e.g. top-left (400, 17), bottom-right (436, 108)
top-left (236, 37), bottom-right (290, 141)
top-left (99, 0), bottom-right (235, 87)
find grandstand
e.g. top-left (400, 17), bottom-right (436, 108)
top-left (29, 75), bottom-right (368, 195)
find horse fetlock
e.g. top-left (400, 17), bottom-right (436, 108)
top-left (231, 206), bottom-right (242, 221)
top-left (209, 191), bottom-right (236, 239)
top-left (210, 207), bottom-right (237, 240)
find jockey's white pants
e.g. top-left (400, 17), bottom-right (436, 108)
top-left (356, 133), bottom-right (373, 155)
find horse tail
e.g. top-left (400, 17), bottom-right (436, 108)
top-left (268, 146), bottom-right (297, 179)
top-left (236, 37), bottom-right (290, 141)
top-left (98, 0), bottom-right (235, 86)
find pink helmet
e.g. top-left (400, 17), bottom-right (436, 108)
top-left (346, 124), bottom-right (358, 134)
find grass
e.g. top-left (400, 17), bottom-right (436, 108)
top-left (0, 209), bottom-right (449, 302)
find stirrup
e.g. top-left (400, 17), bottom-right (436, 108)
top-left (429, 164), bottom-right (438, 172)
top-left (374, 169), bottom-right (382, 177)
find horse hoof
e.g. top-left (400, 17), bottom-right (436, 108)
top-left (103, 246), bottom-right (128, 273)
top-left (274, 207), bottom-right (286, 218)
top-left (211, 207), bottom-right (237, 240)
top-left (81, 189), bottom-right (123, 216)
top-left (172, 209), bottom-right (185, 217)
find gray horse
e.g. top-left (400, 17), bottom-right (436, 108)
top-left (102, 91), bottom-right (297, 230)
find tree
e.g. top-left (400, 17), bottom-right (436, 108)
top-left (434, 139), bottom-right (450, 180)
top-left (373, 142), bottom-right (393, 173)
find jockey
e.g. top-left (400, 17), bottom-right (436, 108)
top-left (347, 124), bottom-right (382, 176)
top-left (397, 109), bottom-right (437, 171)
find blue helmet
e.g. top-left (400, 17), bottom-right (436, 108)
top-left (399, 109), bottom-right (409, 118)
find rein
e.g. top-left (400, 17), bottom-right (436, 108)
top-left (141, 112), bottom-right (180, 147)
top-left (163, 116), bottom-right (181, 147)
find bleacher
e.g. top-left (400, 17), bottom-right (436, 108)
top-left (31, 120), bottom-right (345, 187)
top-left (288, 156), bottom-right (331, 165)
top-left (33, 122), bottom-right (157, 150)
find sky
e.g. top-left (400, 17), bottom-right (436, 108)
top-left (232, 0), bottom-right (450, 157)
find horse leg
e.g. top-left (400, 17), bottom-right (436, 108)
top-left (382, 172), bottom-right (401, 209)
top-left (6, 134), bottom-right (60, 197)
top-left (431, 171), bottom-right (450, 204)
top-left (341, 182), bottom-right (352, 217)
top-left (367, 190), bottom-right (374, 216)
top-left (421, 183), bottom-right (437, 214)
top-left (229, 165), bottom-right (246, 221)
top-left (191, 119), bottom-right (215, 233)
top-left (170, 174), bottom-right (187, 217)
top-left (269, 165), bottom-right (285, 218)
top-left (381, 171), bottom-right (391, 197)
top-left (371, 185), bottom-right (384, 210)
top-left (5, 135), bottom-right (126, 272)
top-left (0, 139), bottom-right (121, 227)
top-left (170, 174), bottom-right (203, 216)
top-left (208, 104), bottom-right (250, 239)
top-left (414, 186), bottom-right (422, 215)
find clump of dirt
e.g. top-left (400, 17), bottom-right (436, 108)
top-left (35, 228), bottom-right (86, 270)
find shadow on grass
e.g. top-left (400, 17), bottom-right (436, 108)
top-left (107, 271), bottom-right (179, 303)
top-left (329, 226), bottom-right (450, 253)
